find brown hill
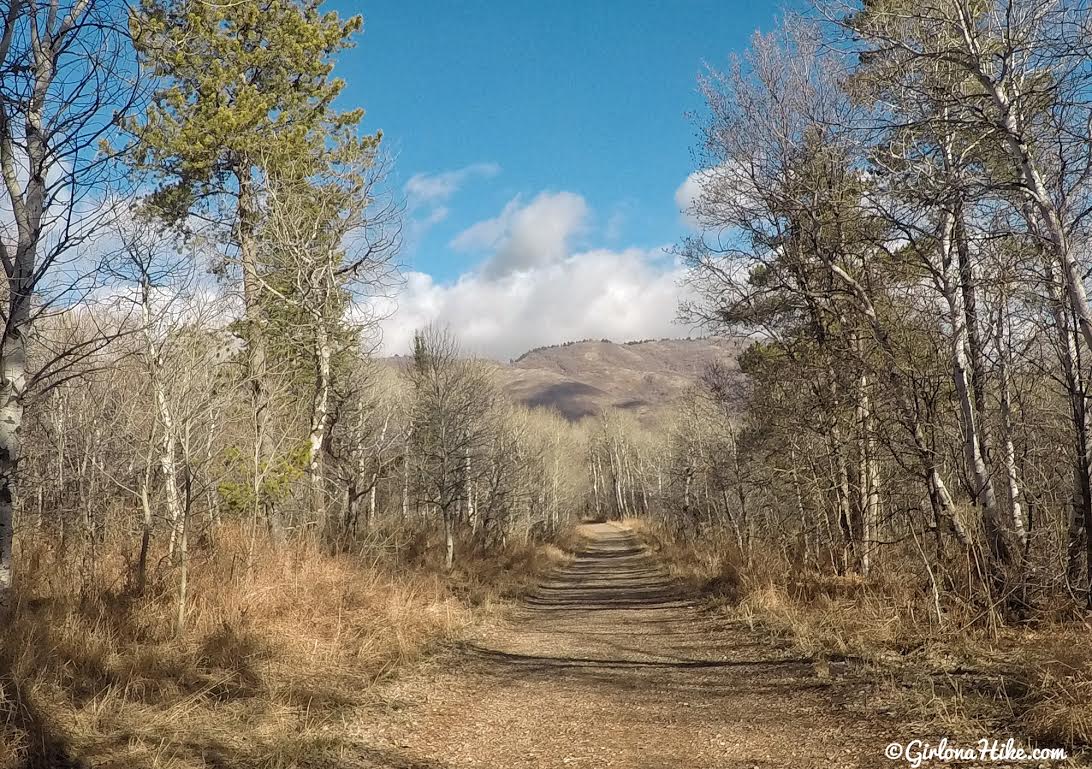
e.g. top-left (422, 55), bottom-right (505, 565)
top-left (498, 337), bottom-right (743, 422)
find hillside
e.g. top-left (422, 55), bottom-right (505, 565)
top-left (497, 337), bottom-right (743, 422)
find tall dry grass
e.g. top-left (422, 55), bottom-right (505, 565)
top-left (0, 522), bottom-right (560, 769)
top-left (625, 516), bottom-right (1092, 752)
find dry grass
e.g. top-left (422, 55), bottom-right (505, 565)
top-left (627, 516), bottom-right (1092, 754)
top-left (0, 523), bottom-right (561, 769)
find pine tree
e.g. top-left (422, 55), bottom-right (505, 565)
top-left (122, 0), bottom-right (379, 536)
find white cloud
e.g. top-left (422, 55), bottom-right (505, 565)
top-left (380, 250), bottom-right (686, 360)
top-left (450, 191), bottom-right (589, 278)
top-left (401, 162), bottom-right (500, 250)
top-left (404, 162), bottom-right (500, 210)
top-left (376, 187), bottom-right (694, 360)
top-left (675, 170), bottom-right (707, 230)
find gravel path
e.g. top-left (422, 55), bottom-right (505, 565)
top-left (357, 522), bottom-right (890, 768)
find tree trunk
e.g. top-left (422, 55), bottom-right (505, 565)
top-left (464, 450), bottom-right (476, 534)
top-left (954, 207), bottom-right (990, 453)
top-left (958, 33), bottom-right (1092, 358)
top-left (831, 426), bottom-right (855, 573)
top-left (827, 257), bottom-right (969, 547)
top-left (443, 507), bottom-right (455, 570)
top-left (309, 320), bottom-right (333, 529)
top-left (938, 213), bottom-right (1008, 568)
top-left (1048, 265), bottom-right (1092, 594)
top-left (728, 424), bottom-right (750, 551)
top-left (994, 299), bottom-right (1026, 549)
top-left (236, 168), bottom-right (282, 540)
top-left (174, 503), bottom-right (189, 636)
top-left (591, 455), bottom-right (601, 519)
top-left (0, 328), bottom-right (24, 591)
top-left (854, 369), bottom-right (881, 577)
top-left (141, 277), bottom-right (185, 563)
top-left (137, 423), bottom-right (157, 595)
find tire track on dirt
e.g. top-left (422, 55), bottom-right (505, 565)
top-left (356, 522), bottom-right (889, 768)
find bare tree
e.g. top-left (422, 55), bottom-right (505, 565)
top-left (407, 326), bottom-right (497, 570)
top-left (254, 163), bottom-right (399, 534)
top-left (0, 0), bottom-right (137, 588)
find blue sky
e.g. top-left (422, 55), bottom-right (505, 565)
top-left (331, 1), bottom-right (786, 358)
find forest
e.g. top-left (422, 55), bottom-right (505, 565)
top-left (3, 0), bottom-right (1092, 767)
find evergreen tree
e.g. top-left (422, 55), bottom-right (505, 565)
top-left (122, 0), bottom-right (379, 535)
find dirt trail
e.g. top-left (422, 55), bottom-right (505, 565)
top-left (358, 523), bottom-right (889, 768)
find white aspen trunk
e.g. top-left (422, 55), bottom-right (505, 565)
top-left (402, 429), bottom-right (411, 521)
top-left (443, 507), bottom-right (455, 570)
top-left (54, 392), bottom-right (65, 522)
top-left (831, 425), bottom-right (855, 572)
top-left (591, 454), bottom-right (601, 519)
top-left (854, 399), bottom-right (872, 577)
top-left (612, 445), bottom-right (627, 518)
top-left (309, 320), bottom-right (333, 528)
top-left (789, 447), bottom-right (810, 566)
top-left (0, 23), bottom-right (55, 591)
top-left (937, 212), bottom-right (1007, 565)
top-left (994, 300), bottom-right (1027, 548)
top-left (829, 259), bottom-right (970, 547)
top-left (1048, 265), bottom-right (1092, 588)
top-left (464, 450), bottom-right (476, 534)
top-left (138, 477), bottom-right (153, 592)
top-left (929, 467), bottom-right (970, 545)
top-left (141, 278), bottom-right (185, 563)
top-left (552, 434), bottom-right (561, 531)
top-left (0, 329), bottom-right (24, 590)
top-left (720, 489), bottom-right (745, 552)
top-left (728, 422), bottom-right (751, 552)
top-left (362, 413), bottom-right (390, 530)
top-left (137, 419), bottom-right (158, 594)
top-left (954, 210), bottom-right (990, 443)
top-left (954, 12), bottom-right (1092, 357)
top-left (204, 404), bottom-right (220, 528)
top-left (850, 331), bottom-right (882, 577)
top-left (84, 426), bottom-right (102, 545)
top-left (682, 464), bottom-right (693, 524)
top-left (175, 503), bottom-right (189, 636)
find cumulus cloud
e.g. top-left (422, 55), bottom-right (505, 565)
top-left (450, 191), bottom-right (589, 278)
top-left (380, 250), bottom-right (686, 360)
top-left (379, 189), bottom-right (689, 360)
top-left (676, 169), bottom-right (717, 231)
top-left (677, 163), bottom-right (768, 234)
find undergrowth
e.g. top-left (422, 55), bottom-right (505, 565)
top-left (0, 523), bottom-right (567, 769)
top-left (623, 516), bottom-right (1092, 756)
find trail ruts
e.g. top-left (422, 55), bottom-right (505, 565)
top-left (355, 522), bottom-right (889, 768)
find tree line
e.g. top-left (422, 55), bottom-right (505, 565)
top-left (10, 0), bottom-right (1092, 633)
top-left (601, 0), bottom-right (1092, 620)
top-left (0, 0), bottom-right (593, 631)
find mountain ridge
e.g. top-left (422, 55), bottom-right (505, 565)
top-left (497, 336), bottom-right (742, 422)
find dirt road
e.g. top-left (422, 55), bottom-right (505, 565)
top-left (357, 522), bottom-right (890, 768)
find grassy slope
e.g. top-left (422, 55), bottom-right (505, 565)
top-left (0, 526), bottom-right (568, 769)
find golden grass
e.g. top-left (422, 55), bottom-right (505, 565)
top-left (628, 515), bottom-right (1092, 751)
top-left (0, 523), bottom-right (559, 769)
